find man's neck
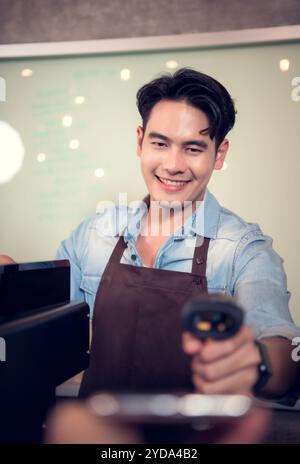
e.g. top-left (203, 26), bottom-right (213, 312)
top-left (144, 198), bottom-right (198, 238)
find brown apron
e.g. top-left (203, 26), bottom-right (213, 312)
top-left (79, 217), bottom-right (210, 398)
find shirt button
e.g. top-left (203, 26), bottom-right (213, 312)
top-left (131, 254), bottom-right (137, 261)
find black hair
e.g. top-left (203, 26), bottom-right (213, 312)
top-left (136, 67), bottom-right (236, 149)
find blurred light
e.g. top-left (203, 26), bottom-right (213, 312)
top-left (89, 394), bottom-right (119, 416)
top-left (279, 59), bottom-right (290, 72)
top-left (69, 139), bottom-right (80, 149)
top-left (166, 60), bottom-right (178, 69)
top-left (62, 115), bottom-right (73, 127)
top-left (221, 396), bottom-right (251, 417)
top-left (0, 121), bottom-right (25, 183)
top-left (75, 96), bottom-right (85, 104)
top-left (21, 68), bottom-right (33, 77)
top-left (221, 161), bottom-right (228, 171)
top-left (120, 69), bottom-right (131, 80)
top-left (95, 168), bottom-right (105, 178)
top-left (37, 152), bottom-right (46, 163)
top-left (149, 395), bottom-right (177, 416)
top-left (179, 395), bottom-right (214, 416)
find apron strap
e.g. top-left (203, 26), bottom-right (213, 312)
top-left (109, 234), bottom-right (210, 277)
top-left (191, 236), bottom-right (210, 277)
top-left (109, 235), bottom-right (127, 262)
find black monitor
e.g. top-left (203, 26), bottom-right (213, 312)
top-left (0, 260), bottom-right (89, 443)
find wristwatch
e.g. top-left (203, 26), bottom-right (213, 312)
top-left (253, 340), bottom-right (273, 394)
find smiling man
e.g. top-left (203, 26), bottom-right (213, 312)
top-left (137, 100), bottom-right (226, 205)
top-left (134, 97), bottom-right (228, 267)
top-left (53, 68), bottom-right (300, 400)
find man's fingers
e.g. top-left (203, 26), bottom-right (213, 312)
top-left (198, 325), bottom-right (255, 363)
top-left (192, 365), bottom-right (258, 395)
top-left (191, 340), bottom-right (261, 382)
top-left (182, 331), bottom-right (204, 355)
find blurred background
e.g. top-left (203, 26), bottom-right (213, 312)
top-left (0, 0), bottom-right (299, 324)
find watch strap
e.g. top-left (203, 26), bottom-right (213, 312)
top-left (253, 340), bottom-right (273, 394)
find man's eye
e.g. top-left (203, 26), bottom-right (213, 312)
top-left (151, 142), bottom-right (167, 148)
top-left (187, 147), bottom-right (202, 153)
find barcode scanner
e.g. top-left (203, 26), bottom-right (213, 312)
top-left (182, 294), bottom-right (244, 340)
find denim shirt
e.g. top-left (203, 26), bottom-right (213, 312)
top-left (56, 189), bottom-right (300, 340)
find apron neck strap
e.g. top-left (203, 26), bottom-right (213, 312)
top-left (111, 234), bottom-right (210, 277)
top-left (191, 236), bottom-right (210, 276)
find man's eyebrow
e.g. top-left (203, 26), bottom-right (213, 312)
top-left (148, 132), bottom-right (209, 150)
top-left (148, 132), bottom-right (171, 142)
top-left (182, 139), bottom-right (208, 150)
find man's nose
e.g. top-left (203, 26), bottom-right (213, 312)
top-left (161, 148), bottom-right (186, 173)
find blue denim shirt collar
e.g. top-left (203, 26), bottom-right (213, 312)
top-left (122, 189), bottom-right (221, 244)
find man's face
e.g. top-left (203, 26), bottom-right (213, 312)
top-left (137, 99), bottom-right (228, 205)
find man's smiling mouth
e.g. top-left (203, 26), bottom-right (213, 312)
top-left (155, 175), bottom-right (191, 186)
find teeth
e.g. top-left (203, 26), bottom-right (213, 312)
top-left (158, 177), bottom-right (189, 186)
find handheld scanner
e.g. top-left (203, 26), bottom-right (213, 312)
top-left (182, 294), bottom-right (244, 340)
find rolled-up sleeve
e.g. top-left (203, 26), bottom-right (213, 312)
top-left (231, 230), bottom-right (300, 340)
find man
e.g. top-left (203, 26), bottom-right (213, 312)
top-left (2, 68), bottom-right (300, 399)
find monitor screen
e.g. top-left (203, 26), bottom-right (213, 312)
top-left (0, 260), bottom-right (70, 322)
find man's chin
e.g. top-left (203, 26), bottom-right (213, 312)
top-left (158, 199), bottom-right (185, 211)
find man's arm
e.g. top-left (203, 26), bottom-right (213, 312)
top-left (182, 230), bottom-right (300, 398)
top-left (259, 336), bottom-right (300, 397)
top-left (182, 329), bottom-right (300, 398)
top-left (233, 231), bottom-right (300, 397)
top-left (55, 215), bottom-right (95, 303)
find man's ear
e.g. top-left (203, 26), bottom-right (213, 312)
top-left (136, 126), bottom-right (144, 157)
top-left (214, 138), bottom-right (229, 170)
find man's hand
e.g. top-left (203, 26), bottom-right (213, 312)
top-left (0, 255), bottom-right (15, 265)
top-left (182, 325), bottom-right (261, 396)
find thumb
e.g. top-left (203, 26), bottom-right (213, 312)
top-left (182, 331), bottom-right (204, 355)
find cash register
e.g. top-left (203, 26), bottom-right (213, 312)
top-left (0, 260), bottom-right (89, 443)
